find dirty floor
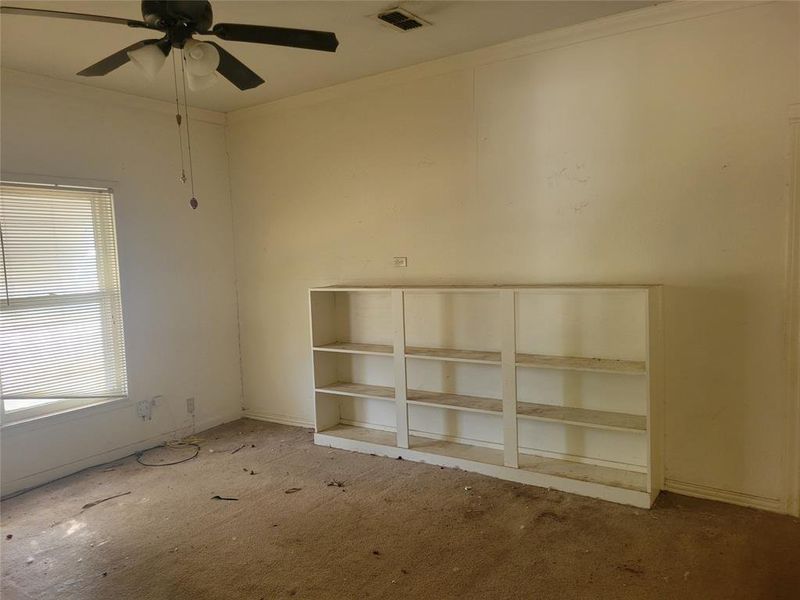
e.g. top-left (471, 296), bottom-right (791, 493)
top-left (1, 419), bottom-right (799, 599)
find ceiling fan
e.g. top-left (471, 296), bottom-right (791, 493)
top-left (0, 0), bottom-right (340, 90)
top-left (1, 1), bottom-right (338, 209)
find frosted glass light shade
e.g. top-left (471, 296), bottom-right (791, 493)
top-left (128, 44), bottom-right (167, 80)
top-left (184, 39), bottom-right (220, 77)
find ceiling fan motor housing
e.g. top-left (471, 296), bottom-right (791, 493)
top-left (141, 0), bottom-right (213, 46)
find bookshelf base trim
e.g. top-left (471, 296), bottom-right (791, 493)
top-left (315, 425), bottom-right (654, 509)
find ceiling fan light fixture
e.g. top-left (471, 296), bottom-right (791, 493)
top-left (127, 42), bottom-right (167, 80)
top-left (184, 39), bottom-right (220, 77)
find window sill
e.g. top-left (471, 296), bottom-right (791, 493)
top-left (1, 396), bottom-right (130, 433)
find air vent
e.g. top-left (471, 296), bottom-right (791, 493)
top-left (376, 8), bottom-right (429, 31)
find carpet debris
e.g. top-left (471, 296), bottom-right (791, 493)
top-left (326, 480), bottom-right (345, 487)
top-left (617, 564), bottom-right (644, 575)
top-left (284, 488), bottom-right (302, 494)
top-left (82, 491), bottom-right (131, 510)
top-left (211, 495), bottom-right (239, 501)
top-left (231, 444), bottom-right (246, 454)
top-left (536, 511), bottom-right (566, 523)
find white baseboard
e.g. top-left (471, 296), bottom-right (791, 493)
top-left (0, 412), bottom-right (241, 498)
top-left (664, 479), bottom-right (783, 514)
top-left (244, 409), bottom-right (314, 428)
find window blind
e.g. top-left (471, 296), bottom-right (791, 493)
top-left (0, 181), bottom-right (128, 413)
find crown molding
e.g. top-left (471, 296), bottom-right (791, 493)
top-left (1, 68), bottom-right (226, 126)
top-left (228, 1), bottom-right (765, 124)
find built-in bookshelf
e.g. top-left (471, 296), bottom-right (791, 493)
top-left (310, 285), bottom-right (663, 508)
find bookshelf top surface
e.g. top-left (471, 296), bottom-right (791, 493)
top-left (310, 283), bottom-right (659, 291)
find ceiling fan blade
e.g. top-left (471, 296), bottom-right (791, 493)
top-left (207, 23), bottom-right (338, 53)
top-left (78, 39), bottom-right (170, 77)
top-left (0, 6), bottom-right (150, 28)
top-left (206, 42), bottom-right (265, 90)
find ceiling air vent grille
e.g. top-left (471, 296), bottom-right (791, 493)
top-left (376, 8), bottom-right (428, 31)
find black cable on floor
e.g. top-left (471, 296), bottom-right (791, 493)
top-left (136, 443), bottom-right (200, 467)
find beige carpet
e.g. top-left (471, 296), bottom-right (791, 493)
top-left (1, 419), bottom-right (798, 599)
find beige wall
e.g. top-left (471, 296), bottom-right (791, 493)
top-left (227, 2), bottom-right (800, 512)
top-left (0, 71), bottom-right (243, 495)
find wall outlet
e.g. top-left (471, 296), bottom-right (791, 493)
top-left (186, 397), bottom-right (195, 415)
top-left (393, 256), bottom-right (408, 267)
top-left (137, 396), bottom-right (160, 421)
top-left (137, 398), bottom-right (153, 421)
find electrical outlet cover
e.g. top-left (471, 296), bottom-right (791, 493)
top-left (136, 399), bottom-right (151, 420)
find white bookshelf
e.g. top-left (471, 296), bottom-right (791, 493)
top-left (310, 285), bottom-right (663, 508)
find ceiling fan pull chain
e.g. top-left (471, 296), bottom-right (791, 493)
top-left (171, 51), bottom-right (187, 185)
top-left (180, 49), bottom-right (199, 210)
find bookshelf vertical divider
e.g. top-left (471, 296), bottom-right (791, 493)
top-left (392, 290), bottom-right (409, 449)
top-left (501, 290), bottom-right (519, 468)
top-left (646, 286), bottom-right (665, 503)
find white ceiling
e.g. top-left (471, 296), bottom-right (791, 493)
top-left (1, 1), bottom-right (657, 113)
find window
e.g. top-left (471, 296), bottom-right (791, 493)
top-left (0, 181), bottom-right (128, 422)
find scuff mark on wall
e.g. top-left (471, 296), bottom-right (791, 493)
top-left (547, 163), bottom-right (590, 187)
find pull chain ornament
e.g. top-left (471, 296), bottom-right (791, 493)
top-left (173, 51), bottom-right (197, 209)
